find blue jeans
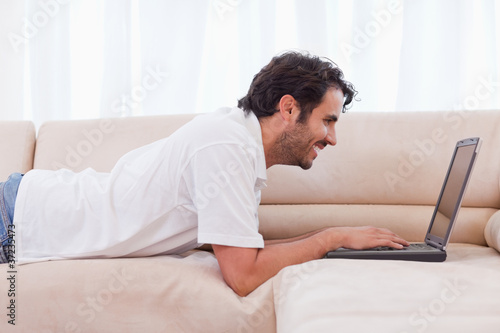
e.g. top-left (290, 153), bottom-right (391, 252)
top-left (0, 173), bottom-right (23, 264)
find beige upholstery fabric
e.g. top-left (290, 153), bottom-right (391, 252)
top-left (0, 121), bottom-right (35, 180)
top-left (258, 205), bottom-right (497, 245)
top-left (1, 110), bottom-right (499, 332)
top-left (32, 111), bottom-right (500, 247)
top-left (273, 244), bottom-right (500, 333)
top-left (35, 111), bottom-right (500, 208)
top-left (262, 111), bottom-right (500, 208)
top-left (0, 251), bottom-right (275, 332)
top-left (485, 210), bottom-right (500, 252)
top-left (34, 114), bottom-right (196, 172)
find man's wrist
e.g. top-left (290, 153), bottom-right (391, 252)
top-left (325, 227), bottom-right (345, 251)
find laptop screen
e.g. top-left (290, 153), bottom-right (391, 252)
top-left (428, 139), bottom-right (479, 242)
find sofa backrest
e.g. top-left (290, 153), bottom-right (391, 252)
top-left (263, 110), bottom-right (500, 209)
top-left (34, 114), bottom-right (196, 172)
top-left (31, 111), bottom-right (500, 245)
top-left (33, 111), bottom-right (500, 210)
top-left (0, 121), bottom-right (36, 180)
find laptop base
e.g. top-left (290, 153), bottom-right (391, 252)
top-left (325, 243), bottom-right (447, 262)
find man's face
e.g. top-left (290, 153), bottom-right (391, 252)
top-left (273, 88), bottom-right (344, 170)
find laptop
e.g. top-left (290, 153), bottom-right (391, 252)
top-left (325, 137), bottom-right (482, 262)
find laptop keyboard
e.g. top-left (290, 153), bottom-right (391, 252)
top-left (407, 243), bottom-right (435, 250)
top-left (369, 243), bottom-right (435, 251)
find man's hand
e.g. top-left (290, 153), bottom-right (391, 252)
top-left (212, 226), bottom-right (409, 297)
top-left (334, 226), bottom-right (409, 250)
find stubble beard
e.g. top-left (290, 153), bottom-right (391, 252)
top-left (272, 122), bottom-right (316, 170)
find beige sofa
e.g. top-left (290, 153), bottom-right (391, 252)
top-left (1, 110), bottom-right (500, 332)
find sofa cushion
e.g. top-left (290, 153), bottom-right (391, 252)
top-left (258, 204), bottom-right (497, 245)
top-left (485, 210), bottom-right (500, 253)
top-left (0, 251), bottom-right (275, 332)
top-left (0, 121), bottom-right (35, 180)
top-left (273, 244), bottom-right (500, 333)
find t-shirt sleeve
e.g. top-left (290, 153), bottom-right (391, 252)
top-left (185, 143), bottom-right (264, 248)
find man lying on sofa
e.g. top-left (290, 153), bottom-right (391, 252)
top-left (0, 51), bottom-right (408, 297)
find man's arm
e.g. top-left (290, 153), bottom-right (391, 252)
top-left (263, 228), bottom-right (328, 246)
top-left (212, 226), bottom-right (409, 297)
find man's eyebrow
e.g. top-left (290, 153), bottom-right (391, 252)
top-left (326, 114), bottom-right (338, 122)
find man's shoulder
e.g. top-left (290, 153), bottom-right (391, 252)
top-left (195, 107), bottom-right (248, 127)
top-left (182, 107), bottom-right (257, 143)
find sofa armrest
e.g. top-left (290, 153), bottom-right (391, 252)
top-left (485, 210), bottom-right (500, 253)
top-left (0, 121), bottom-right (35, 179)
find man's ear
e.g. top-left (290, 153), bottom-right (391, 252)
top-left (277, 94), bottom-right (297, 122)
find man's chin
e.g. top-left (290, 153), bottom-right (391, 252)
top-left (299, 159), bottom-right (314, 170)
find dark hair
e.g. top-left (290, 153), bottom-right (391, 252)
top-left (238, 51), bottom-right (357, 123)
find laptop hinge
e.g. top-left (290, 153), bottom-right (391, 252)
top-left (426, 238), bottom-right (444, 250)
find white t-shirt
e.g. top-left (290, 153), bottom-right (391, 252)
top-left (15, 107), bottom-right (267, 263)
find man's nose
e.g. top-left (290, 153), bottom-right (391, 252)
top-left (325, 128), bottom-right (337, 146)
